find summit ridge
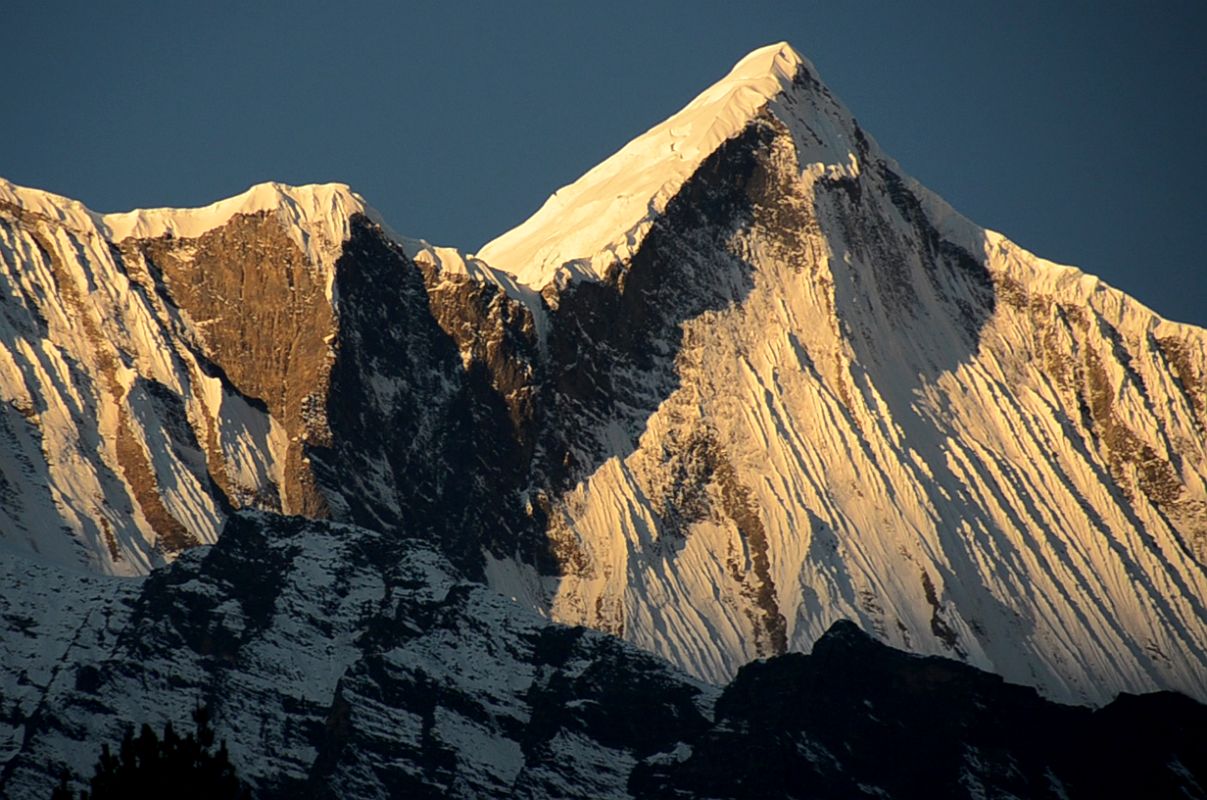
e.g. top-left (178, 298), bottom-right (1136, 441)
top-left (476, 42), bottom-right (823, 288)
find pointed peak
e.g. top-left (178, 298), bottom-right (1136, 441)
top-left (813, 619), bottom-right (877, 650)
top-left (477, 41), bottom-right (829, 289)
top-left (724, 41), bottom-right (808, 87)
top-left (676, 41), bottom-right (813, 124)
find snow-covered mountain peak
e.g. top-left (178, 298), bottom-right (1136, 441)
top-left (98, 181), bottom-right (368, 240)
top-left (4, 40), bottom-right (1207, 727)
top-left (0, 177), bottom-right (388, 284)
top-left (477, 42), bottom-right (828, 289)
top-left (100, 181), bottom-right (385, 287)
top-left (688, 40), bottom-right (808, 107)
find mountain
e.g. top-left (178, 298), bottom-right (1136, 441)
top-left (0, 177), bottom-right (547, 576)
top-left (2, 513), bottom-right (1203, 799)
top-left (474, 42), bottom-right (1207, 702)
top-left (1, 37), bottom-right (1205, 721)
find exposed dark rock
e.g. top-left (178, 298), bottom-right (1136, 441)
top-left (630, 620), bottom-right (1207, 800)
top-left (537, 117), bottom-right (772, 494)
top-left (312, 217), bottom-right (549, 576)
top-left (133, 211), bottom-right (553, 577)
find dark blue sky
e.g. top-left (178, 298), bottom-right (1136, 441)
top-left (5, 1), bottom-right (1205, 324)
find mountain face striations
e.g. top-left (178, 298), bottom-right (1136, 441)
top-left (1, 41), bottom-right (1206, 798)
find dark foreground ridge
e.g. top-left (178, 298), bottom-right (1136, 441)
top-left (4, 513), bottom-right (1203, 799)
top-left (633, 619), bottom-right (1207, 799)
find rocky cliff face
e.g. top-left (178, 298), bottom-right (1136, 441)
top-left (0, 185), bottom-right (548, 578)
top-left (130, 210), bottom-right (337, 518)
top-left (1, 42), bottom-right (1206, 711)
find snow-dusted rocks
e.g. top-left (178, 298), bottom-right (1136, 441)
top-left (0, 512), bottom-right (717, 798)
top-left (2, 513), bottom-right (1201, 799)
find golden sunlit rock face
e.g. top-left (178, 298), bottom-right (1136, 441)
top-left (1, 43), bottom-right (1205, 717)
top-left (134, 212), bottom-right (337, 518)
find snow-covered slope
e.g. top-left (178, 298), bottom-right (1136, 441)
top-left (2, 41), bottom-right (1205, 710)
top-left (475, 42), bottom-right (1207, 704)
top-left (0, 179), bottom-right (384, 572)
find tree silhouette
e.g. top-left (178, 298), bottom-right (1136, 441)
top-left (51, 706), bottom-right (250, 799)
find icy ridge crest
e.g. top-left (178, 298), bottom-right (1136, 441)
top-left (476, 42), bottom-right (814, 288)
